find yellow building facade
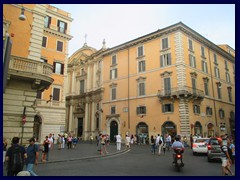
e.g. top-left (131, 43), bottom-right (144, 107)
top-left (3, 4), bottom-right (73, 144)
top-left (68, 23), bottom-right (235, 142)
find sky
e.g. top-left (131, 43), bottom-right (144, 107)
top-left (51, 4), bottom-right (235, 56)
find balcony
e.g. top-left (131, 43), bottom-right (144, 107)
top-left (8, 55), bottom-right (54, 91)
top-left (157, 86), bottom-right (204, 102)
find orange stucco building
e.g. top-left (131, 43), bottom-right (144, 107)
top-left (3, 4), bottom-right (73, 144)
top-left (67, 22), bottom-right (235, 142)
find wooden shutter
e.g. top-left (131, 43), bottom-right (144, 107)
top-left (160, 55), bottom-right (163, 67)
top-left (53, 88), bottom-right (60, 101)
top-left (53, 62), bottom-right (56, 73)
top-left (61, 64), bottom-right (64, 75)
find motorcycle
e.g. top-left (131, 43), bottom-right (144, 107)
top-left (172, 148), bottom-right (184, 171)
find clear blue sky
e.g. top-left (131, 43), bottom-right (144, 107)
top-left (51, 4), bottom-right (235, 56)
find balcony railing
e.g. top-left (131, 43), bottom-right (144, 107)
top-left (158, 86), bottom-right (204, 101)
top-left (8, 55), bottom-right (53, 90)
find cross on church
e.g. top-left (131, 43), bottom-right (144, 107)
top-left (84, 34), bottom-right (87, 43)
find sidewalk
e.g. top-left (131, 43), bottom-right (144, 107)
top-left (37, 141), bottom-right (129, 164)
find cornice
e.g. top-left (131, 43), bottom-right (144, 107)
top-left (44, 28), bottom-right (73, 40)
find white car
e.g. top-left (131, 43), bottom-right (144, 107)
top-left (192, 138), bottom-right (209, 155)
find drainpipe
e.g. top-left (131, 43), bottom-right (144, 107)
top-left (127, 46), bottom-right (130, 131)
top-left (208, 48), bottom-right (218, 135)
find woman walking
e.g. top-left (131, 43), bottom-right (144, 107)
top-left (42, 136), bottom-right (50, 162)
top-left (150, 135), bottom-right (156, 155)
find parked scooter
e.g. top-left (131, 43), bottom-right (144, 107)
top-left (172, 148), bottom-right (184, 171)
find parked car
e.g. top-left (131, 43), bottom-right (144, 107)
top-left (207, 137), bottom-right (227, 162)
top-left (192, 138), bottom-right (209, 155)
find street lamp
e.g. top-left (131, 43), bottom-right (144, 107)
top-left (19, 5), bottom-right (26, 21)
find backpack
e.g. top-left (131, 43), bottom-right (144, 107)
top-left (10, 146), bottom-right (24, 172)
top-left (159, 139), bottom-right (162, 145)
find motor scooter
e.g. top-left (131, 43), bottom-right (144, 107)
top-left (172, 148), bottom-right (184, 171)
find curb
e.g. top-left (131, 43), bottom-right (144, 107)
top-left (38, 148), bottom-right (131, 164)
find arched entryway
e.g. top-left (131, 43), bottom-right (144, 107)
top-left (207, 123), bottom-right (214, 137)
top-left (110, 120), bottom-right (118, 142)
top-left (33, 115), bottom-right (42, 142)
top-left (162, 121), bottom-right (177, 138)
top-left (136, 122), bottom-right (148, 144)
top-left (194, 121), bottom-right (203, 136)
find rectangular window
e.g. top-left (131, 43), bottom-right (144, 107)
top-left (214, 67), bottom-right (220, 78)
top-left (139, 82), bottom-right (145, 96)
top-left (189, 39), bottom-right (193, 51)
top-left (136, 106), bottom-right (146, 114)
top-left (224, 60), bottom-right (228, 70)
top-left (53, 62), bottom-right (64, 75)
top-left (160, 53), bottom-right (171, 67)
top-left (138, 46), bottom-right (144, 57)
top-left (53, 88), bottom-right (60, 101)
top-left (44, 16), bottom-right (51, 28)
top-left (214, 54), bottom-right (218, 64)
top-left (206, 107), bottom-right (213, 116)
top-left (80, 80), bottom-right (84, 94)
top-left (226, 72), bottom-right (231, 83)
top-left (111, 88), bottom-right (116, 100)
top-left (217, 84), bottom-right (222, 99)
top-left (110, 68), bottom-right (118, 79)
top-left (112, 55), bottom-right (117, 65)
top-left (162, 37), bottom-right (169, 49)
top-left (57, 41), bottom-right (63, 52)
top-left (228, 87), bottom-right (232, 102)
top-left (111, 106), bottom-right (116, 114)
top-left (57, 20), bottom-right (67, 34)
top-left (138, 60), bottom-right (146, 72)
top-left (193, 105), bottom-right (200, 114)
top-left (189, 54), bottom-right (196, 68)
top-left (204, 81), bottom-right (209, 96)
top-left (162, 103), bottom-right (174, 113)
top-left (164, 77), bottom-right (171, 96)
top-left (36, 90), bottom-right (42, 99)
top-left (219, 109), bottom-right (225, 119)
top-left (42, 36), bottom-right (47, 47)
top-left (202, 61), bottom-right (208, 73)
top-left (201, 46), bottom-right (205, 57)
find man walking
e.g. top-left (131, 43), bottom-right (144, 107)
top-left (5, 137), bottom-right (27, 176)
top-left (116, 134), bottom-right (122, 151)
top-left (26, 137), bottom-right (39, 176)
top-left (46, 133), bottom-right (53, 161)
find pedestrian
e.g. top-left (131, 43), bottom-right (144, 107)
top-left (228, 139), bottom-right (235, 164)
top-left (72, 135), bottom-right (78, 149)
top-left (52, 133), bottom-right (55, 144)
top-left (100, 135), bottom-right (108, 155)
top-left (166, 134), bottom-right (171, 151)
top-left (90, 134), bottom-right (93, 144)
top-left (26, 137), bottom-right (39, 176)
top-left (64, 133), bottom-right (68, 144)
top-left (190, 134), bottom-right (193, 149)
top-left (46, 133), bottom-right (53, 161)
top-left (150, 135), bottom-right (156, 155)
top-left (162, 142), bottom-right (166, 154)
top-left (97, 133), bottom-right (102, 152)
top-left (67, 134), bottom-right (73, 149)
top-left (106, 134), bottom-right (110, 145)
top-left (41, 136), bottom-right (49, 162)
top-left (125, 135), bottom-right (131, 149)
top-left (157, 135), bottom-right (163, 155)
top-left (5, 137), bottom-right (27, 176)
top-left (130, 134), bottom-right (134, 145)
top-left (57, 134), bottom-right (62, 150)
top-left (61, 134), bottom-right (65, 149)
top-left (218, 138), bottom-right (234, 176)
top-left (116, 134), bottom-right (122, 150)
top-left (3, 137), bottom-right (8, 163)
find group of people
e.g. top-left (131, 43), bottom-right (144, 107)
top-left (4, 136), bottom-right (39, 176)
top-left (56, 133), bottom-right (78, 150)
top-left (150, 134), bottom-right (172, 155)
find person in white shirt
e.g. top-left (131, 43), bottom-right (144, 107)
top-left (116, 134), bottom-right (122, 150)
top-left (125, 135), bottom-right (131, 149)
top-left (46, 133), bottom-right (53, 161)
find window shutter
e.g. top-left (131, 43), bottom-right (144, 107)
top-left (143, 61), bottom-right (146, 71)
top-left (202, 61), bottom-right (204, 71)
top-left (144, 106), bottom-right (146, 114)
top-left (189, 54), bottom-right (191, 66)
top-left (160, 55), bottom-right (163, 67)
top-left (206, 63), bottom-right (208, 73)
top-left (110, 70), bottom-right (112, 79)
top-left (115, 69), bottom-right (118, 78)
top-left (65, 22), bottom-right (67, 33)
top-left (168, 53), bottom-right (171, 65)
top-left (137, 107), bottom-right (140, 114)
top-left (171, 104), bottom-right (174, 112)
top-left (53, 62), bottom-right (56, 73)
top-left (194, 57), bottom-right (196, 68)
top-left (138, 61), bottom-right (141, 72)
top-left (53, 88), bottom-right (60, 101)
top-left (49, 16), bottom-right (52, 27)
top-left (162, 104), bottom-right (165, 112)
top-left (61, 64), bottom-right (64, 75)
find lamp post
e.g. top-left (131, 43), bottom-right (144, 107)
top-left (20, 106), bottom-right (26, 145)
